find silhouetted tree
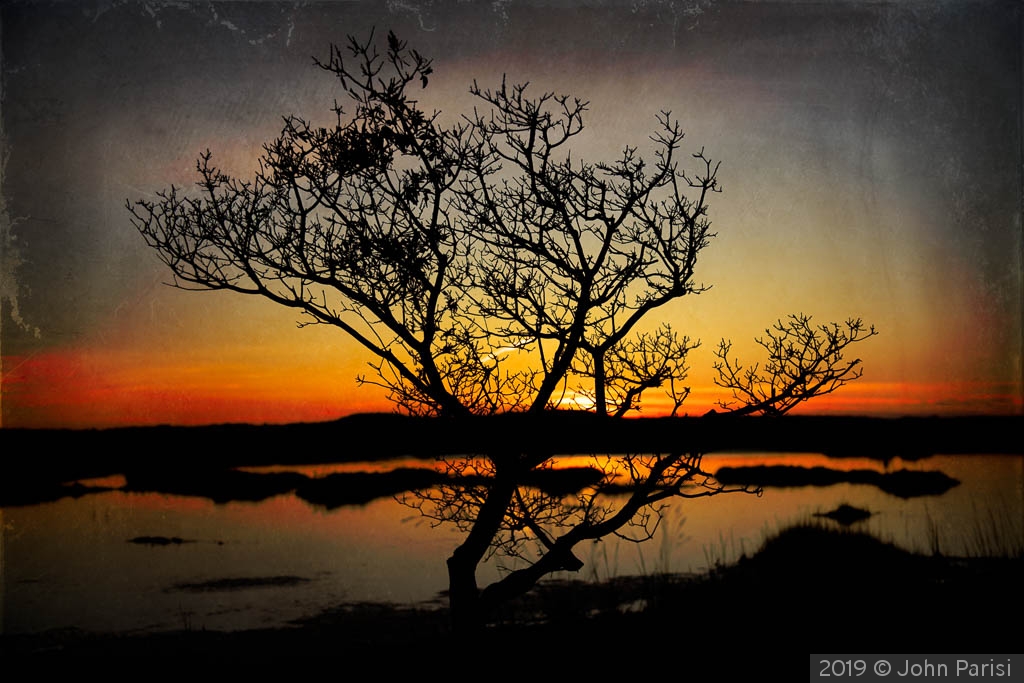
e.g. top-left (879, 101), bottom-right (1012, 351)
top-left (129, 31), bottom-right (876, 632)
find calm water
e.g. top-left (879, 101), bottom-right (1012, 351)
top-left (2, 454), bottom-right (1021, 635)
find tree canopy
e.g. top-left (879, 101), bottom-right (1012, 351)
top-left (129, 31), bottom-right (876, 630)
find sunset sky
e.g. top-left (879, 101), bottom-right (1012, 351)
top-left (1, 0), bottom-right (1021, 428)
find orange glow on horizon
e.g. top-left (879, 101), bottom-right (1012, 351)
top-left (638, 381), bottom-right (1024, 418)
top-left (3, 346), bottom-right (1021, 429)
top-left (1, 347), bottom-right (390, 429)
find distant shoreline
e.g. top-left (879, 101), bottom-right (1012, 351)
top-left (2, 413), bottom-right (1022, 485)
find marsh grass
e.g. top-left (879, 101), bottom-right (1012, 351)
top-left (687, 495), bottom-right (1023, 581)
top-left (572, 494), bottom-right (1021, 605)
top-left (700, 529), bottom-right (749, 573)
top-left (583, 538), bottom-right (621, 584)
top-left (962, 498), bottom-right (1024, 558)
top-left (914, 497), bottom-right (1023, 560)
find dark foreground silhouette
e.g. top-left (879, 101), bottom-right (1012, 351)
top-left (3, 522), bottom-right (1019, 655)
top-left (1, 459), bottom-right (960, 508)
top-left (3, 413), bottom-right (1021, 508)
top-left (170, 576), bottom-right (311, 593)
top-left (813, 503), bottom-right (874, 526)
top-left (715, 464), bottom-right (960, 498)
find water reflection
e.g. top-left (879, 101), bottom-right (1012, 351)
top-left (1, 453), bottom-right (1021, 635)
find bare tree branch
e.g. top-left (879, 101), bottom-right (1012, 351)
top-left (713, 314), bottom-right (878, 416)
top-left (128, 31), bottom-right (875, 633)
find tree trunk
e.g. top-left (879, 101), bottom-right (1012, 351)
top-left (444, 475), bottom-right (517, 634)
top-left (593, 351), bottom-right (607, 416)
top-left (446, 552), bottom-right (484, 634)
